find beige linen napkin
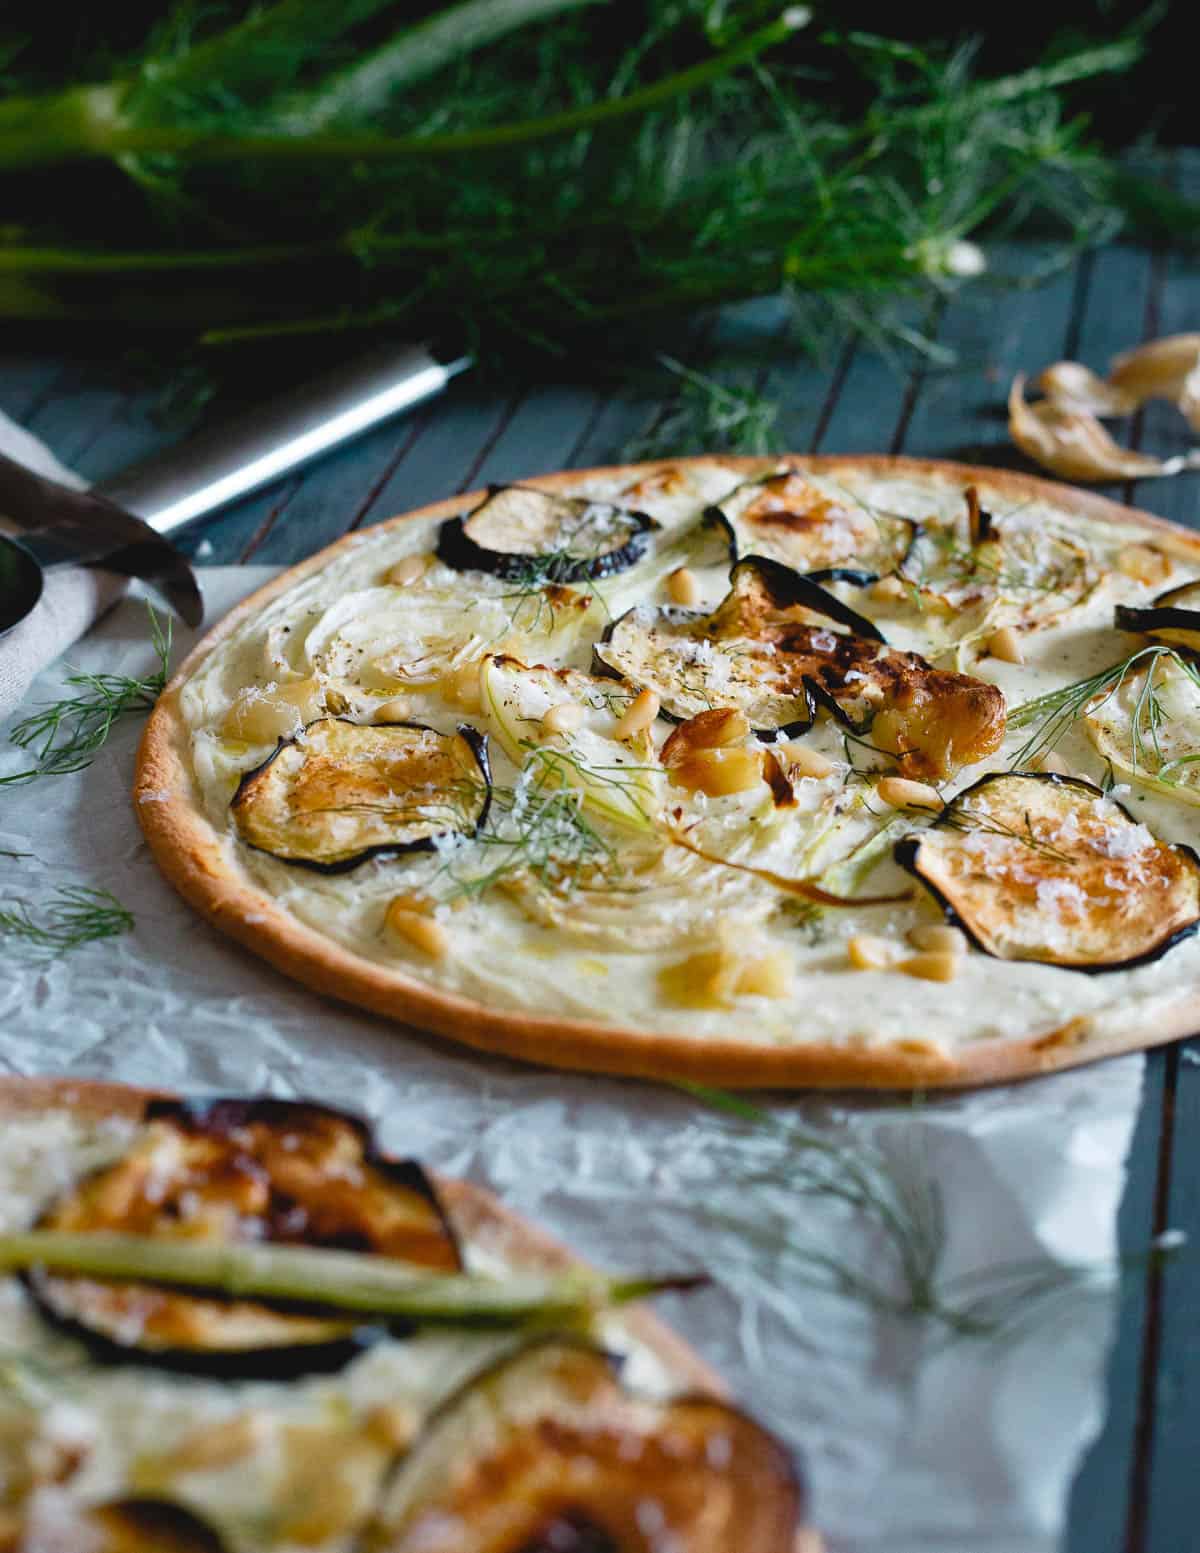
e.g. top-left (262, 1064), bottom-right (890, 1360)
top-left (0, 410), bottom-right (127, 722)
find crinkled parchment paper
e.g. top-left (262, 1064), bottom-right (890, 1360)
top-left (0, 569), bottom-right (1142, 1553)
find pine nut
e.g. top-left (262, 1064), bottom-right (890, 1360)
top-left (876, 776), bottom-right (942, 811)
top-left (871, 574), bottom-right (906, 602)
top-left (847, 934), bottom-right (896, 971)
top-left (900, 950), bottom-right (960, 982)
top-left (163, 1413), bottom-right (268, 1472)
top-left (385, 900), bottom-right (449, 960)
top-left (374, 696), bottom-right (413, 724)
top-left (541, 701), bottom-right (585, 735)
top-left (385, 554), bottom-right (430, 587)
top-left (1117, 543), bottom-right (1171, 585)
top-left (613, 688), bottom-right (660, 739)
top-left (782, 742), bottom-right (835, 779)
top-left (442, 661), bottom-right (482, 712)
top-left (666, 566), bottom-right (700, 605)
top-left (907, 923), bottom-right (967, 955)
top-left (986, 625), bottom-right (1024, 664)
top-left (1035, 750), bottom-right (1072, 776)
top-left (668, 747), bottom-right (763, 796)
top-left (735, 951), bottom-right (793, 998)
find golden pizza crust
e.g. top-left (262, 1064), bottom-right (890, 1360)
top-left (134, 455), bottom-right (1200, 1089)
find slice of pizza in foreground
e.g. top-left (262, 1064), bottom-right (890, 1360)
top-left (0, 1084), bottom-right (810, 1553)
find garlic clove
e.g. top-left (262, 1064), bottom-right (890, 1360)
top-left (1108, 333), bottom-right (1200, 402)
top-left (1036, 361), bottom-right (1138, 417)
top-left (1008, 375), bottom-right (1185, 483)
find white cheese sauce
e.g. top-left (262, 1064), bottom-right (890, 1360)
top-left (175, 463), bottom-right (1200, 1055)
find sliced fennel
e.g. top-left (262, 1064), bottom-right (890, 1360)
top-left (482, 656), bottom-right (663, 832)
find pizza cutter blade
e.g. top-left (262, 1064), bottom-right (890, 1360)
top-left (0, 342), bottom-right (472, 639)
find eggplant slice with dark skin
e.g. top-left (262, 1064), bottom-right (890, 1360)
top-left (706, 469), bottom-right (918, 583)
top-left (437, 485), bottom-right (659, 583)
top-left (27, 1098), bottom-right (462, 1377)
top-left (895, 772), bottom-right (1200, 971)
top-left (231, 718), bottom-right (491, 873)
top-left (30, 1499), bottom-right (230, 1553)
top-left (364, 1338), bottom-right (804, 1553)
top-left (594, 556), bottom-right (1005, 777)
top-left (1116, 578), bottom-right (1200, 652)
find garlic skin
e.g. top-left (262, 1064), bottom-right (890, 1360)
top-left (1109, 333), bottom-right (1200, 403)
top-left (1182, 364), bottom-right (1200, 435)
top-left (1034, 361), bottom-right (1137, 417)
top-left (1035, 335), bottom-right (1200, 431)
top-left (1008, 375), bottom-right (1200, 483)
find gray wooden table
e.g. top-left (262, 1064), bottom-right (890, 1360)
top-left (2, 216), bottom-right (1198, 1550)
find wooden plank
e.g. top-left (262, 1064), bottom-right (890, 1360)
top-left (900, 242), bottom-right (1077, 464)
top-left (1146, 1049), bottom-right (1199, 1553)
top-left (563, 312), bottom-right (724, 470)
top-left (1056, 235), bottom-right (1188, 1553)
top-left (20, 356), bottom-right (160, 475)
top-left (878, 237), bottom-right (1164, 1553)
top-left (0, 353), bottom-right (70, 424)
top-left (1065, 1051), bottom-right (1171, 1553)
top-left (804, 314), bottom-right (926, 456)
top-left (1127, 226), bottom-right (1200, 1553)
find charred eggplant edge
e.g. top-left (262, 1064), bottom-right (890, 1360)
top-left (592, 554), bottom-right (886, 738)
top-left (436, 484), bottom-right (659, 583)
top-left (1115, 579), bottom-right (1200, 649)
top-left (702, 484), bottom-right (920, 585)
top-left (893, 770), bottom-right (1200, 974)
top-left (230, 718), bottom-right (492, 875)
top-left (25, 1096), bottom-right (464, 1379)
top-left (367, 1333), bottom-right (806, 1551)
top-left (82, 1497), bottom-right (229, 1553)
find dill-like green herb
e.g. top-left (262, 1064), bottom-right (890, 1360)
top-left (0, 609), bottom-right (171, 786)
top-left (438, 744), bottom-right (619, 900)
top-left (497, 562), bottom-right (611, 632)
top-left (680, 1084), bottom-right (950, 1325)
top-left (625, 355), bottom-right (780, 461)
top-left (0, 884), bottom-right (134, 954)
top-left (937, 803), bottom-right (1073, 864)
top-left (0, 6), bottom-right (1175, 377)
top-left (1007, 644), bottom-right (1196, 771)
top-left (680, 1085), bottom-right (1174, 1339)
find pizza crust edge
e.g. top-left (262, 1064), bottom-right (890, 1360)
top-left (133, 455), bottom-right (1200, 1089)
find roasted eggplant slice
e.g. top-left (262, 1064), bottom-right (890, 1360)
top-left (595, 557), bottom-right (1005, 776)
top-left (365, 1338), bottom-right (803, 1553)
top-left (1116, 578), bottom-right (1200, 652)
top-left (27, 1098), bottom-right (461, 1376)
top-left (707, 470), bottom-right (917, 582)
top-left (231, 718), bottom-right (491, 873)
top-left (895, 772), bottom-right (1200, 970)
top-left (437, 485), bottom-right (659, 583)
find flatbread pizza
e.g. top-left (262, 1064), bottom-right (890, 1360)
top-left (135, 456), bottom-right (1200, 1087)
top-left (0, 1076), bottom-right (809, 1552)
